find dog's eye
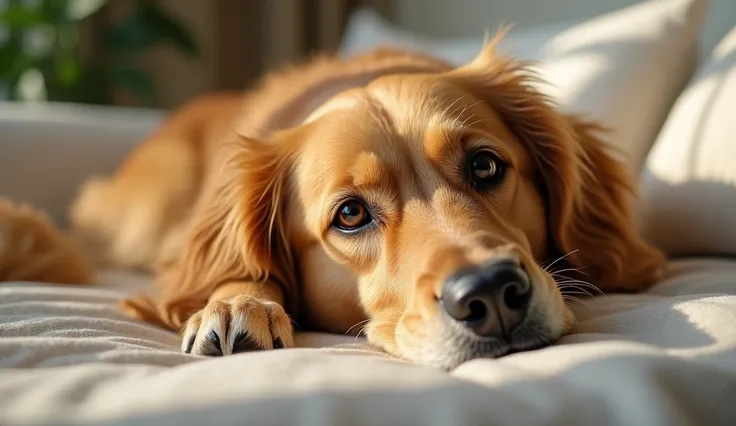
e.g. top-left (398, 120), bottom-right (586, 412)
top-left (333, 200), bottom-right (372, 232)
top-left (469, 150), bottom-right (504, 187)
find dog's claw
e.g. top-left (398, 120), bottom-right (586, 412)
top-left (232, 331), bottom-right (261, 354)
top-left (181, 296), bottom-right (294, 356)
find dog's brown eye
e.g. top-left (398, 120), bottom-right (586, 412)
top-left (469, 150), bottom-right (504, 187)
top-left (334, 200), bottom-right (372, 232)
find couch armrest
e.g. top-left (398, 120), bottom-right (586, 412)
top-left (0, 102), bottom-right (165, 226)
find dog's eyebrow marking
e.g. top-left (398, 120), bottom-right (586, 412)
top-left (349, 152), bottom-right (387, 188)
top-left (424, 126), bottom-right (459, 165)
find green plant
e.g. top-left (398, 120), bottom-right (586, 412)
top-left (0, 0), bottom-right (198, 105)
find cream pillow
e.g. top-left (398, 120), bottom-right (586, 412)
top-left (341, 0), bottom-right (708, 173)
top-left (640, 25), bottom-right (736, 257)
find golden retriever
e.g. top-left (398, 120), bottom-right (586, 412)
top-left (2, 35), bottom-right (666, 370)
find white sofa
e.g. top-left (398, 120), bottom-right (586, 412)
top-left (2, 0), bottom-right (736, 425)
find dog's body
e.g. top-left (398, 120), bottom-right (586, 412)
top-left (1, 40), bottom-right (666, 369)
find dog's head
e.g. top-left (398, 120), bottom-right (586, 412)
top-left (164, 42), bottom-right (666, 369)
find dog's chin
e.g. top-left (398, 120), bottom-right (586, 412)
top-left (408, 312), bottom-right (561, 370)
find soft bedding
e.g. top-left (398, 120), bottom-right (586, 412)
top-left (1, 259), bottom-right (736, 426)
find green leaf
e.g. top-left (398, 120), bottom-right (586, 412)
top-left (0, 3), bottom-right (44, 28)
top-left (40, 0), bottom-right (73, 25)
top-left (20, 24), bottom-right (56, 58)
top-left (104, 13), bottom-right (158, 52)
top-left (55, 55), bottom-right (81, 86)
top-left (0, 44), bottom-right (15, 74)
top-left (109, 65), bottom-right (154, 100)
top-left (65, 0), bottom-right (108, 21)
top-left (65, 65), bottom-right (110, 104)
top-left (139, 3), bottom-right (197, 57)
top-left (57, 25), bottom-right (80, 50)
top-left (2, 51), bottom-right (38, 82)
top-left (104, 3), bottom-right (197, 57)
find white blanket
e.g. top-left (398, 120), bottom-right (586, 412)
top-left (1, 258), bottom-right (736, 426)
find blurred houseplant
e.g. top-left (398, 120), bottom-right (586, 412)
top-left (0, 0), bottom-right (197, 105)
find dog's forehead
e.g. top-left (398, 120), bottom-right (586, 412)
top-left (295, 95), bottom-right (402, 201)
top-left (294, 73), bottom-right (516, 205)
top-left (298, 75), bottom-right (475, 164)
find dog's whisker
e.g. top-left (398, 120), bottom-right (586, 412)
top-left (443, 94), bottom-right (471, 118)
top-left (558, 288), bottom-right (594, 298)
top-left (558, 287), bottom-right (601, 301)
top-left (542, 249), bottom-right (580, 272)
top-left (461, 116), bottom-right (494, 129)
top-left (455, 100), bottom-right (486, 128)
top-left (549, 266), bottom-right (589, 277)
top-left (345, 318), bottom-right (371, 335)
top-left (567, 283), bottom-right (605, 296)
top-left (348, 319), bottom-right (399, 342)
top-left (557, 282), bottom-right (596, 291)
top-left (562, 295), bottom-right (590, 307)
top-left (555, 279), bottom-right (606, 298)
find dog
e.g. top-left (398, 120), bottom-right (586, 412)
top-left (3, 34), bottom-right (666, 370)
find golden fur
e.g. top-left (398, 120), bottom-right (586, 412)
top-left (0, 199), bottom-right (91, 284)
top-left (0, 36), bottom-right (666, 369)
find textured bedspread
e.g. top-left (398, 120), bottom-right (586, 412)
top-left (1, 259), bottom-right (736, 426)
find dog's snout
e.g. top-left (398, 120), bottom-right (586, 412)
top-left (440, 259), bottom-right (532, 338)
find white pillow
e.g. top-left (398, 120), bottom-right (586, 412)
top-left (639, 25), bottom-right (736, 257)
top-left (340, 8), bottom-right (577, 65)
top-left (341, 0), bottom-right (708, 173)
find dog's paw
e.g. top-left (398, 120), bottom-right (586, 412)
top-left (181, 295), bottom-right (294, 356)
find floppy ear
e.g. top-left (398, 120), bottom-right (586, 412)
top-left (543, 117), bottom-right (666, 291)
top-left (121, 136), bottom-right (297, 330)
top-left (451, 37), bottom-right (666, 291)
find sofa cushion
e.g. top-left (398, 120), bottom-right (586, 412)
top-left (341, 0), bottom-right (708, 173)
top-left (0, 102), bottom-right (164, 226)
top-left (640, 25), bottom-right (736, 257)
top-left (1, 258), bottom-right (736, 425)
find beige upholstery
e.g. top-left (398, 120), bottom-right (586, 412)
top-left (1, 260), bottom-right (736, 425)
top-left (0, 102), bottom-right (164, 226)
top-left (640, 25), bottom-right (736, 257)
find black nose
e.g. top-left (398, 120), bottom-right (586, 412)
top-left (440, 259), bottom-right (532, 338)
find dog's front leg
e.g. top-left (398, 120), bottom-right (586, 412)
top-left (181, 280), bottom-right (294, 356)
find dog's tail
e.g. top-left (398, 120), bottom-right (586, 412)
top-left (0, 197), bottom-right (93, 285)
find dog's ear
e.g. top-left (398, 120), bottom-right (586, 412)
top-left (543, 118), bottom-right (666, 291)
top-left (121, 136), bottom-right (297, 330)
top-left (451, 36), bottom-right (666, 291)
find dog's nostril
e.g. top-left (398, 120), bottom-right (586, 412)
top-left (466, 300), bottom-right (487, 322)
top-left (503, 282), bottom-right (530, 311)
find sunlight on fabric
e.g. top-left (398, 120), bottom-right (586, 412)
top-left (646, 70), bottom-right (734, 185)
top-left (534, 53), bottom-right (610, 105)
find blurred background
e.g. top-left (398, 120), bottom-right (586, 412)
top-left (1, 0), bottom-right (733, 110)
